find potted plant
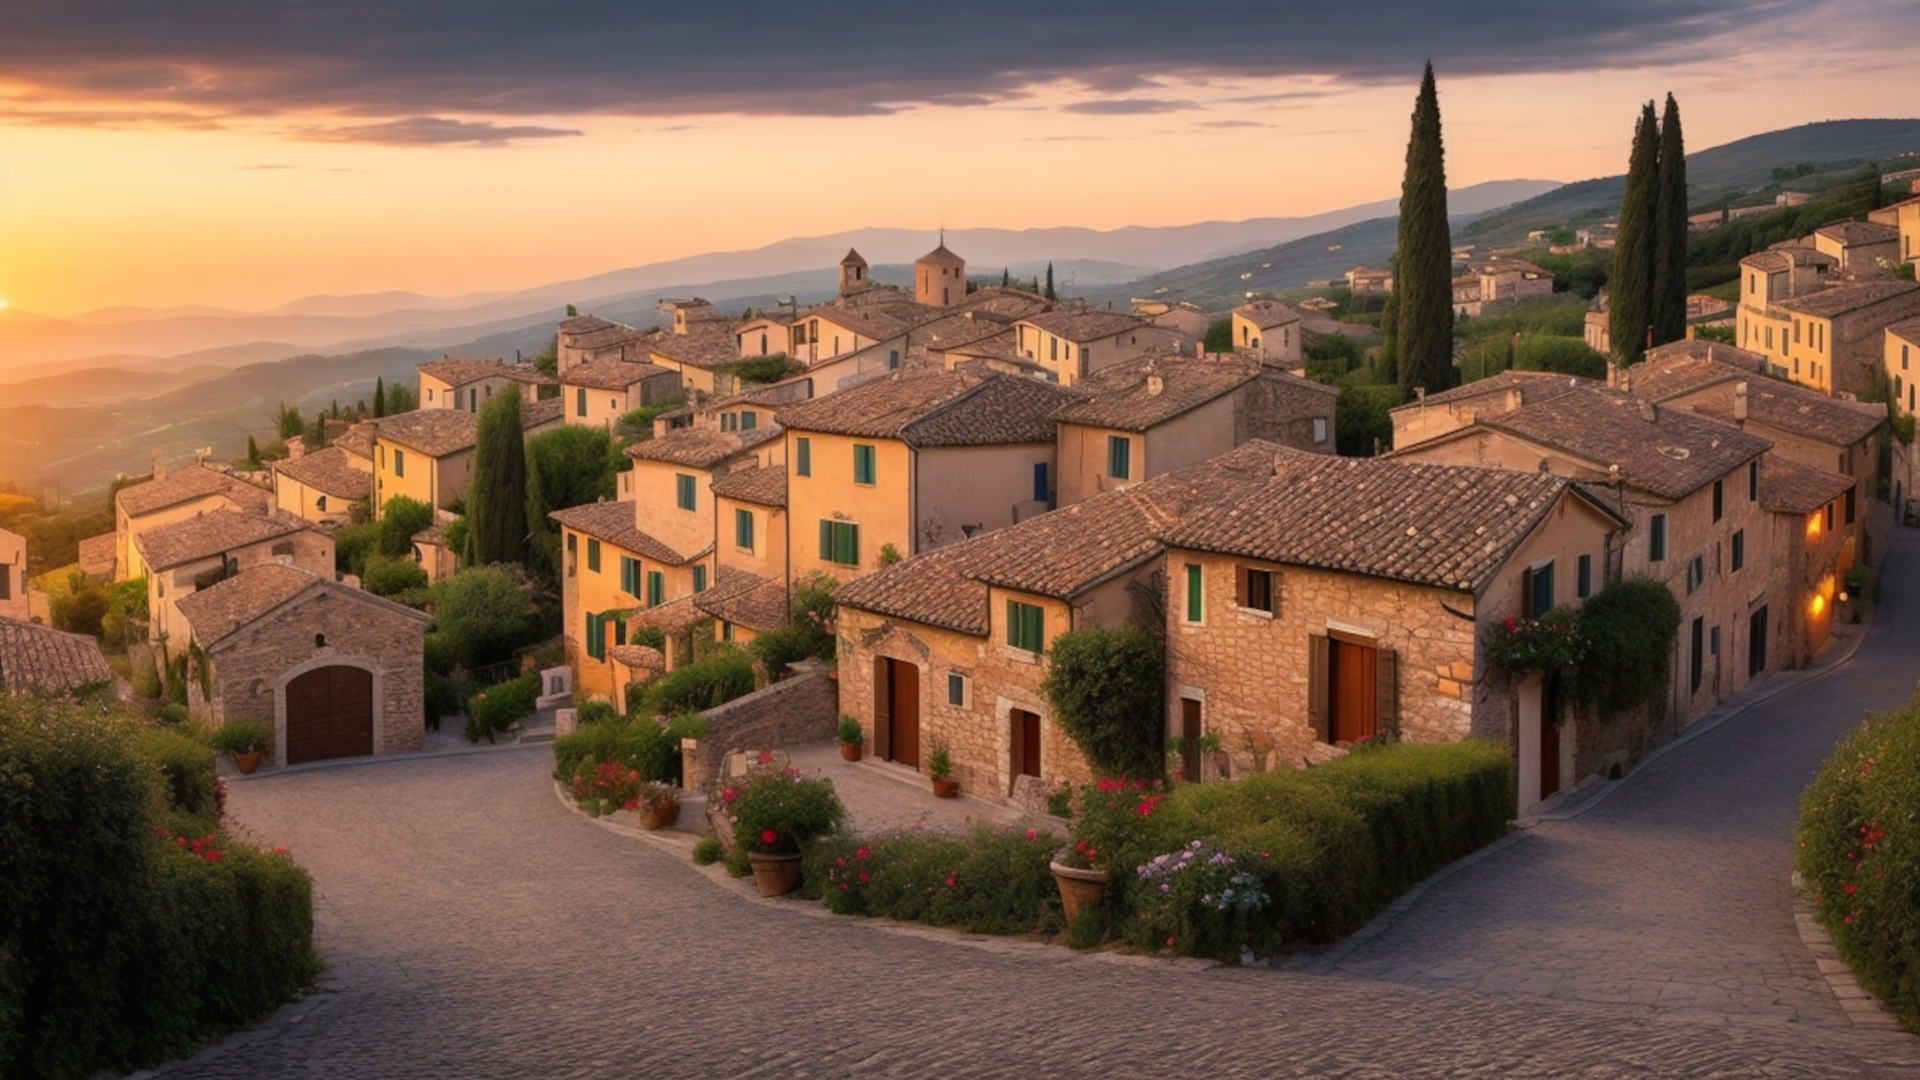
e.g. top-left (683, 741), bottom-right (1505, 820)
top-left (728, 766), bottom-right (846, 896)
top-left (928, 743), bottom-right (958, 798)
top-left (634, 780), bottom-right (681, 830)
top-left (1051, 777), bottom-right (1167, 919)
top-left (209, 720), bottom-right (270, 775)
top-left (836, 714), bottom-right (865, 762)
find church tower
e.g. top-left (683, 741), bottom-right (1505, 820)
top-left (914, 236), bottom-right (965, 307)
top-left (839, 248), bottom-right (870, 296)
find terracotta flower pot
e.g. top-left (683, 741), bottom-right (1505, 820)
top-left (747, 851), bottom-right (803, 897)
top-left (838, 741), bottom-right (863, 762)
top-left (1049, 857), bottom-right (1109, 920)
top-left (931, 778), bottom-right (959, 798)
top-left (233, 750), bottom-right (263, 776)
top-left (637, 799), bottom-right (680, 830)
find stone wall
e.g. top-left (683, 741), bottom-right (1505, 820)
top-left (685, 663), bottom-right (837, 789)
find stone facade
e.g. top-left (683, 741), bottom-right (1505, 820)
top-left (685, 665), bottom-right (837, 789)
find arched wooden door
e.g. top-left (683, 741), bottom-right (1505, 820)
top-left (285, 665), bottom-right (374, 764)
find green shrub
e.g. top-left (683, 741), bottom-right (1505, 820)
top-left (131, 657), bottom-right (163, 701)
top-left (692, 834), bottom-right (724, 865)
top-left (576, 699), bottom-right (621, 726)
top-left (807, 825), bottom-right (1061, 935)
top-left (207, 720), bottom-right (270, 755)
top-left (1569, 577), bottom-right (1682, 723)
top-left (332, 521), bottom-right (380, 578)
top-left (639, 652), bottom-right (755, 717)
top-left (376, 495), bottom-right (434, 558)
top-left (428, 565), bottom-right (544, 672)
top-left (553, 712), bottom-right (705, 793)
top-left (138, 727), bottom-right (218, 822)
top-left (1797, 694), bottom-right (1920, 1029)
top-left (424, 669), bottom-right (469, 731)
top-left (747, 625), bottom-right (822, 673)
top-left (1041, 626), bottom-right (1165, 780)
top-left (361, 553), bottom-right (429, 598)
top-left (466, 672), bottom-right (539, 743)
top-left (156, 703), bottom-right (190, 726)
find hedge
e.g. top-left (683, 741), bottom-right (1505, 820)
top-left (636, 652), bottom-right (755, 717)
top-left (1797, 693), bottom-right (1920, 1028)
top-left (466, 671), bottom-right (539, 743)
top-left (805, 825), bottom-right (1061, 935)
top-left (553, 712), bottom-right (707, 796)
top-left (0, 697), bottom-right (318, 1079)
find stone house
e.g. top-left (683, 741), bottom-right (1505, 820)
top-left (1768, 281), bottom-right (1920, 397)
top-left (115, 464), bottom-right (272, 581)
top-left (775, 369), bottom-right (1078, 585)
top-left (1142, 300), bottom-right (1211, 341)
top-left (416, 356), bottom-right (553, 413)
top-left (134, 509), bottom-right (335, 653)
top-left (1012, 310), bottom-right (1176, 386)
top-left (642, 328), bottom-right (754, 398)
top-left (1052, 352), bottom-right (1338, 507)
top-left (1757, 457), bottom-right (1857, 664)
top-left (560, 359), bottom-right (681, 433)
top-left (1229, 300), bottom-right (1303, 366)
top-left (1390, 370), bottom-right (1595, 450)
top-left (1390, 386), bottom-right (1781, 728)
top-left (0, 616), bottom-right (113, 695)
top-left (1161, 447), bottom-right (1627, 815)
top-left (551, 499), bottom-right (710, 703)
top-left (1476, 258), bottom-right (1555, 304)
top-left (272, 445), bottom-right (372, 527)
top-left (174, 563), bottom-right (428, 766)
top-left (369, 401), bottom-right (563, 520)
top-left (1346, 267), bottom-right (1393, 294)
top-left (0, 527), bottom-right (25, 623)
top-left (557, 314), bottom-right (652, 373)
top-left (1812, 221), bottom-right (1901, 272)
top-left (788, 304), bottom-right (914, 371)
top-left (1885, 319), bottom-right (1920, 515)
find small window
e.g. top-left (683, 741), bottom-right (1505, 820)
top-left (693, 565), bottom-right (707, 593)
top-left (1731, 529), bottom-right (1745, 572)
top-left (1826, 502), bottom-right (1835, 532)
top-left (1523, 560), bottom-right (1555, 616)
top-left (576, 387), bottom-right (588, 417)
top-left (619, 556), bottom-right (638, 596)
top-left (316, 494), bottom-right (328, 512)
top-left (1107, 435), bottom-right (1131, 481)
top-left (819, 520), bottom-right (859, 566)
top-left (741, 411), bottom-right (757, 431)
top-left (1846, 485), bottom-right (1857, 526)
top-left (853, 444), bottom-right (876, 486)
top-left (1007, 600), bottom-right (1045, 654)
top-left (735, 508), bottom-right (755, 551)
top-left (947, 672), bottom-right (965, 706)
top-left (1649, 513), bottom-right (1668, 562)
top-left (1712, 480), bottom-right (1723, 523)
top-left (394, 449), bottom-right (405, 478)
top-left (1235, 565), bottom-right (1276, 614)
top-left (587, 538), bottom-right (601, 573)
top-left (676, 473), bottom-right (697, 511)
top-left (1184, 564), bottom-right (1202, 623)
top-left (796, 437), bottom-right (811, 477)
top-left (646, 570), bottom-right (664, 607)
top-left (1749, 461), bottom-right (1759, 501)
top-left (1577, 554), bottom-right (1592, 599)
top-left (1312, 417), bottom-right (1328, 444)
top-left (1686, 553), bottom-right (1705, 594)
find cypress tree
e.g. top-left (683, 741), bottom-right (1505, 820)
top-left (1394, 62), bottom-right (1454, 397)
top-left (245, 435), bottom-right (260, 469)
top-left (1044, 263), bottom-right (1057, 302)
top-left (1611, 100), bottom-right (1660, 366)
top-left (467, 388), bottom-right (529, 567)
top-left (1650, 93), bottom-right (1689, 347)
top-left (373, 376), bottom-right (386, 418)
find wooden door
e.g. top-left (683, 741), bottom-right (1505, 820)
top-left (1748, 606), bottom-right (1769, 678)
top-left (1011, 709), bottom-right (1041, 780)
top-left (1180, 699), bottom-right (1201, 782)
top-left (886, 658), bottom-right (920, 769)
top-left (1329, 636), bottom-right (1377, 744)
top-left (285, 665), bottom-right (374, 765)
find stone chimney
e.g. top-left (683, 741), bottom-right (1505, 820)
top-left (1734, 381), bottom-right (1749, 422)
top-left (1638, 399), bottom-right (1658, 423)
top-left (1506, 388), bottom-right (1523, 413)
top-left (1146, 374), bottom-right (1165, 397)
top-left (286, 435), bottom-right (306, 460)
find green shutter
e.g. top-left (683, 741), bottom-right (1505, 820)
top-left (819, 519), bottom-right (833, 560)
top-left (1185, 564), bottom-right (1202, 622)
top-left (647, 571), bottom-right (664, 607)
top-left (796, 437), bottom-right (811, 477)
top-left (587, 538), bottom-right (600, 572)
top-left (394, 449), bottom-right (405, 478)
top-left (736, 508), bottom-right (754, 549)
top-left (694, 565), bottom-right (707, 593)
top-left (585, 610), bottom-right (602, 661)
top-left (841, 523), bottom-right (859, 566)
top-left (620, 557), bottom-right (638, 596)
top-left (576, 388), bottom-right (587, 417)
top-left (854, 444), bottom-right (875, 485)
top-left (676, 474), bottom-right (696, 511)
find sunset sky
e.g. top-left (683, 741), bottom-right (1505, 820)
top-left (3, 0), bottom-right (1918, 318)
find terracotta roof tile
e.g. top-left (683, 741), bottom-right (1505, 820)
top-left (77, 533), bottom-right (115, 573)
top-left (418, 357), bottom-right (552, 387)
top-left (693, 568), bottom-right (789, 633)
top-left (917, 243), bottom-right (965, 266)
top-left (1774, 280), bottom-right (1920, 318)
top-left (1759, 458), bottom-right (1855, 514)
top-left (523, 397), bottom-right (565, 429)
top-left (776, 369), bottom-right (1073, 446)
top-left (569, 323), bottom-right (652, 351)
top-left (1018, 309), bottom-right (1148, 343)
top-left (1815, 220), bottom-right (1899, 246)
top-left (625, 426), bottom-right (779, 469)
top-left (1391, 370), bottom-right (1594, 412)
top-left (1890, 318), bottom-right (1920, 347)
top-left (333, 425), bottom-right (376, 461)
top-left (710, 461), bottom-right (787, 508)
top-left (176, 563), bottom-right (428, 648)
top-left (116, 466), bottom-right (269, 518)
top-left (273, 446), bottom-right (372, 501)
top-left (628, 594), bottom-right (706, 634)
top-left (1635, 353), bottom-right (1884, 447)
top-left (608, 644), bottom-right (666, 670)
top-left (950, 287), bottom-right (1054, 321)
top-left (374, 409), bottom-right (479, 457)
top-left (558, 314), bottom-right (617, 335)
top-left (1054, 354), bottom-right (1268, 432)
top-left (648, 327), bottom-right (743, 370)
top-left (1741, 247), bottom-right (1836, 273)
top-left (134, 509), bottom-right (314, 572)
top-left (560, 359), bottom-right (674, 391)
top-left (0, 616), bottom-right (113, 695)
top-left (548, 500), bottom-right (700, 567)
top-left (1234, 299), bottom-right (1301, 331)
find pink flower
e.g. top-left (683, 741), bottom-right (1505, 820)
top-left (760, 829), bottom-right (779, 845)
top-left (1025, 828), bottom-right (1038, 840)
top-left (721, 787), bottom-right (738, 804)
top-left (944, 876), bottom-right (956, 889)
top-left (858, 872), bottom-right (870, 883)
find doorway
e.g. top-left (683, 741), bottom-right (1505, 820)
top-left (873, 657), bottom-right (921, 768)
top-left (1010, 709), bottom-right (1041, 783)
top-left (1329, 634), bottom-right (1378, 743)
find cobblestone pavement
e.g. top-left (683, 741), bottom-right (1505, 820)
top-left (150, 538), bottom-right (1920, 1078)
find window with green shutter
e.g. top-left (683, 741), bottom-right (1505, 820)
top-left (735, 508), bottom-right (754, 550)
top-left (1107, 435), bottom-right (1130, 480)
top-left (619, 556), bottom-right (638, 596)
top-left (853, 444), bottom-right (876, 485)
top-left (819, 520), bottom-right (859, 566)
top-left (576, 387), bottom-right (587, 417)
top-left (646, 570), bottom-right (664, 607)
top-left (1007, 600), bottom-right (1045, 653)
top-left (796, 437), bottom-right (811, 476)
top-left (1649, 513), bottom-right (1668, 562)
top-left (394, 449), bottom-right (406, 478)
top-left (585, 610), bottom-right (604, 660)
top-left (676, 473), bottom-right (696, 511)
top-left (1184, 564), bottom-right (1202, 622)
top-left (693, 565), bottom-right (707, 593)
top-left (587, 538), bottom-right (601, 573)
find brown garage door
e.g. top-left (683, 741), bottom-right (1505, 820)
top-left (286, 665), bottom-right (374, 764)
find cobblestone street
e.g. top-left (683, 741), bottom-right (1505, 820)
top-left (147, 532), bottom-right (1920, 1078)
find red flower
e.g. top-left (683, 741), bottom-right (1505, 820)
top-left (760, 829), bottom-right (779, 845)
top-left (721, 787), bottom-right (738, 804)
top-left (944, 876), bottom-right (956, 889)
top-left (858, 872), bottom-right (870, 883)
top-left (1845, 884), bottom-right (1857, 895)
top-left (272, 847), bottom-right (288, 856)
top-left (624, 799), bottom-right (639, 811)
top-left (856, 847), bottom-right (869, 860)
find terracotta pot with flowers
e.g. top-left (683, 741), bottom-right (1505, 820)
top-left (1051, 776), bottom-right (1168, 918)
top-left (725, 762), bottom-right (847, 896)
top-left (928, 743), bottom-right (959, 798)
top-left (209, 720), bottom-right (271, 775)
top-left (836, 714), bottom-right (865, 762)
top-left (634, 780), bottom-right (681, 830)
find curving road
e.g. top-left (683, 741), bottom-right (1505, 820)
top-left (153, 535), bottom-right (1920, 1079)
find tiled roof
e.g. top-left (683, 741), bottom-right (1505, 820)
top-left (1638, 340), bottom-right (1769, 382)
top-left (77, 533), bottom-right (115, 571)
top-left (1166, 446), bottom-right (1602, 593)
top-left (176, 563), bottom-right (428, 649)
top-left (1019, 309), bottom-right (1147, 343)
top-left (608, 644), bottom-right (666, 671)
top-left (523, 397), bottom-right (565, 428)
top-left (648, 327), bottom-right (742, 370)
top-left (548, 500), bottom-right (699, 566)
top-left (274, 447), bottom-right (372, 501)
top-left (1759, 458), bottom-right (1855, 514)
top-left (1889, 318), bottom-right (1920, 347)
top-left (569, 324), bottom-right (651, 351)
top-left (1741, 247), bottom-right (1835, 273)
top-left (940, 329), bottom-right (1028, 364)
top-left (1468, 387), bottom-right (1771, 500)
top-left (418, 357), bottom-right (552, 387)
top-left (1053, 354), bottom-right (1261, 432)
top-left (0, 616), bottom-right (113, 695)
top-left (833, 547), bottom-right (991, 635)
top-left (807, 304), bottom-right (916, 343)
top-left (841, 248), bottom-right (868, 268)
top-left (1234, 299), bottom-right (1301, 331)
top-left (1775, 280), bottom-right (1920, 319)
top-left (950, 287), bottom-right (1053, 322)
top-left (693, 568), bottom-right (789, 633)
top-left (333, 425), bottom-right (375, 461)
top-left (710, 461), bottom-right (787, 507)
top-left (560, 359), bottom-right (673, 392)
top-left (917, 244), bottom-right (965, 266)
top-left (558, 314), bottom-right (617, 335)
top-left (625, 425), bottom-right (779, 469)
top-left (908, 311), bottom-right (1014, 351)
top-left (1635, 354), bottom-right (1883, 447)
top-left (134, 509), bottom-right (313, 572)
top-left (117, 466), bottom-right (267, 519)
top-left (628, 594), bottom-right (706, 634)
top-left (775, 369), bottom-right (1073, 446)
top-left (375, 409), bottom-right (479, 457)
top-left (1391, 370), bottom-right (1593, 412)
top-left (1815, 220), bottom-right (1898, 246)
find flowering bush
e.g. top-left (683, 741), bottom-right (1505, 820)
top-left (723, 761), bottom-right (845, 873)
top-left (1061, 777), bottom-right (1167, 871)
top-left (1134, 839), bottom-right (1274, 960)
top-left (569, 761), bottom-right (648, 817)
top-left (1797, 693), bottom-right (1920, 1029)
top-left (1484, 606), bottom-right (1576, 676)
top-left (807, 824), bottom-right (1060, 935)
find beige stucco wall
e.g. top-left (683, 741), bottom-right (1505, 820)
top-left (1012, 323), bottom-right (1175, 386)
top-left (629, 458), bottom-right (717, 563)
top-left (274, 473), bottom-right (355, 526)
top-left (373, 440), bottom-right (472, 517)
top-left (119, 494), bottom-right (235, 581)
top-left (558, 524), bottom-right (646, 703)
top-left (785, 430), bottom-right (912, 583)
top-left (913, 442), bottom-right (1055, 551)
top-left (151, 529), bottom-right (335, 649)
top-left (1229, 313), bottom-right (1302, 365)
top-left (715, 493), bottom-right (787, 583)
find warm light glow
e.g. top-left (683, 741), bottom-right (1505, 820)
top-left (1810, 593), bottom-right (1826, 617)
top-left (0, 298), bottom-right (9, 310)
top-left (1807, 512), bottom-right (1823, 539)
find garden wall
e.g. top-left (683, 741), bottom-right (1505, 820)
top-left (685, 662), bottom-right (836, 788)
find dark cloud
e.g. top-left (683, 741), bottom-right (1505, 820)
top-left (1196, 119), bottom-right (1268, 129)
top-left (0, 105), bottom-right (224, 129)
top-left (293, 117), bottom-right (582, 146)
top-left (1062, 99), bottom-right (1196, 115)
top-left (0, 0), bottom-right (1870, 123)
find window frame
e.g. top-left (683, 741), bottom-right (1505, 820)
top-left (1649, 513), bottom-right (1668, 562)
top-left (1235, 564), bottom-right (1276, 615)
top-left (853, 444), bottom-right (877, 486)
top-left (734, 507), bottom-right (755, 551)
top-left (795, 437), bottom-right (811, 477)
top-left (675, 473), bottom-right (697, 512)
top-left (586, 538), bottom-right (601, 573)
top-left (1106, 435), bottom-right (1131, 481)
top-left (1006, 600), bottom-right (1045, 654)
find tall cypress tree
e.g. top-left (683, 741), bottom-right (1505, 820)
top-left (1650, 93), bottom-right (1689, 347)
top-left (1611, 101), bottom-right (1660, 366)
top-left (373, 376), bottom-right (386, 418)
top-left (1044, 263), bottom-right (1057, 302)
top-left (467, 387), bottom-right (528, 568)
top-left (1394, 63), bottom-right (1454, 397)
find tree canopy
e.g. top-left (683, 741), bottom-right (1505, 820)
top-left (1393, 63), bottom-right (1455, 398)
top-left (466, 388), bottom-right (529, 567)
